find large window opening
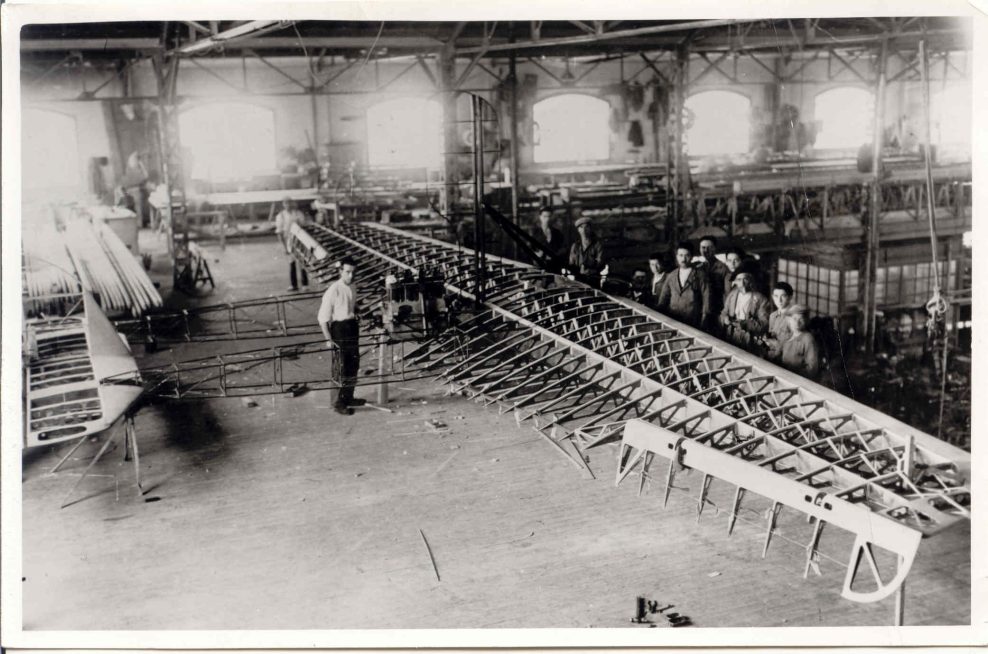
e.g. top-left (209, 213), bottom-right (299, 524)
top-left (932, 83), bottom-right (971, 156)
top-left (813, 87), bottom-right (873, 151)
top-left (685, 90), bottom-right (751, 156)
top-left (178, 102), bottom-right (276, 181)
top-left (533, 94), bottom-right (610, 164)
top-left (366, 97), bottom-right (442, 169)
top-left (23, 107), bottom-right (81, 191)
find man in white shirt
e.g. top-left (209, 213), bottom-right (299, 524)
top-left (275, 197), bottom-right (309, 291)
top-left (317, 257), bottom-right (362, 415)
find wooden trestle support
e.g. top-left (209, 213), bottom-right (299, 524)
top-left (291, 221), bottom-right (969, 607)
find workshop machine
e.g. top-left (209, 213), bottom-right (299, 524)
top-left (381, 268), bottom-right (451, 340)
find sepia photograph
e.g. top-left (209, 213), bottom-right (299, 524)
top-left (1, 0), bottom-right (983, 649)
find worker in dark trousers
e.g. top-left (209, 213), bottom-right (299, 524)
top-left (656, 241), bottom-right (712, 329)
top-left (318, 256), bottom-right (363, 415)
top-left (275, 197), bottom-right (309, 291)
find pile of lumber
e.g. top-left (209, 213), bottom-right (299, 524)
top-left (22, 220), bottom-right (82, 318)
top-left (23, 208), bottom-right (162, 317)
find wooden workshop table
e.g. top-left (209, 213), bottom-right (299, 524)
top-left (198, 188), bottom-right (322, 222)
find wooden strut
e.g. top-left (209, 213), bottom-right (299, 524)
top-left (419, 529), bottom-right (441, 582)
top-left (57, 413), bottom-right (143, 509)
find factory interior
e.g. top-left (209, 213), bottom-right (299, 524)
top-left (13, 14), bottom-right (975, 635)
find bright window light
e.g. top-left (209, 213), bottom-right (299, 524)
top-left (932, 83), bottom-right (971, 152)
top-left (178, 102), bottom-right (276, 181)
top-left (533, 94), bottom-right (610, 164)
top-left (23, 108), bottom-right (81, 190)
top-left (366, 97), bottom-right (442, 169)
top-left (814, 87), bottom-right (873, 151)
top-left (685, 90), bottom-right (751, 156)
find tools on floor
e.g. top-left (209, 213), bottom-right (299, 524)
top-left (283, 383), bottom-right (309, 398)
top-left (630, 596), bottom-right (692, 627)
top-left (425, 418), bottom-right (447, 432)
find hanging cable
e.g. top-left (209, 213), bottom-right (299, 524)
top-left (919, 36), bottom-right (947, 332)
top-left (918, 32), bottom-right (952, 439)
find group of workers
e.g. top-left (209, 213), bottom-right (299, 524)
top-left (535, 208), bottom-right (822, 381)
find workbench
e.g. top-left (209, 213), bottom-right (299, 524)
top-left (196, 187), bottom-right (323, 221)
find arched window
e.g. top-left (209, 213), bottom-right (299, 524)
top-left (932, 83), bottom-right (971, 153)
top-left (178, 102), bottom-right (276, 181)
top-left (23, 107), bottom-right (81, 189)
top-left (685, 90), bottom-right (751, 156)
top-left (533, 94), bottom-right (610, 164)
top-left (814, 87), bottom-right (873, 151)
top-left (366, 97), bottom-right (442, 169)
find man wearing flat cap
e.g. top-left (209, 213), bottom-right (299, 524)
top-left (568, 214), bottom-right (606, 281)
top-left (719, 260), bottom-right (772, 350)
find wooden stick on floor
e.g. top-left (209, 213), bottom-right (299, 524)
top-left (419, 529), bottom-right (440, 582)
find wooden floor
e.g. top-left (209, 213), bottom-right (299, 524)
top-left (20, 232), bottom-right (971, 631)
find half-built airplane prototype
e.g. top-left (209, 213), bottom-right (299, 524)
top-left (24, 293), bottom-right (145, 505)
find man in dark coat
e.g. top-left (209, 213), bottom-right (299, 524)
top-left (647, 252), bottom-right (668, 300)
top-left (534, 208), bottom-right (567, 270)
top-left (568, 215), bottom-right (606, 283)
top-left (656, 241), bottom-right (712, 329)
top-left (699, 236), bottom-right (731, 315)
top-left (628, 268), bottom-right (654, 307)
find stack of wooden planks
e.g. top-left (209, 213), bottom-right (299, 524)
top-left (23, 207), bottom-right (162, 317)
top-left (64, 218), bottom-right (162, 316)
top-left (22, 220), bottom-right (83, 318)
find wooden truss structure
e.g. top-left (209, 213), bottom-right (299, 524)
top-left (104, 222), bottom-right (442, 399)
top-left (292, 220), bottom-right (970, 604)
top-left (24, 293), bottom-right (146, 507)
top-left (25, 293), bottom-right (143, 448)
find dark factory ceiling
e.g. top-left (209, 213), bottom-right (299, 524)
top-left (19, 18), bottom-right (972, 63)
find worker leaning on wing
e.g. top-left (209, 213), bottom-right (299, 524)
top-left (656, 241), bottom-right (712, 329)
top-left (534, 207), bottom-right (568, 272)
top-left (764, 281), bottom-right (795, 362)
top-left (780, 304), bottom-right (821, 380)
top-left (568, 215), bottom-right (606, 281)
top-left (719, 262), bottom-right (772, 351)
top-left (647, 252), bottom-right (669, 301)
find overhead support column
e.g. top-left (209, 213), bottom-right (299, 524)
top-left (309, 86), bottom-right (320, 163)
top-left (669, 43), bottom-right (690, 243)
top-left (508, 33), bottom-right (521, 260)
top-left (439, 47), bottom-right (460, 219)
top-left (862, 39), bottom-right (888, 355)
top-left (150, 52), bottom-right (195, 289)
